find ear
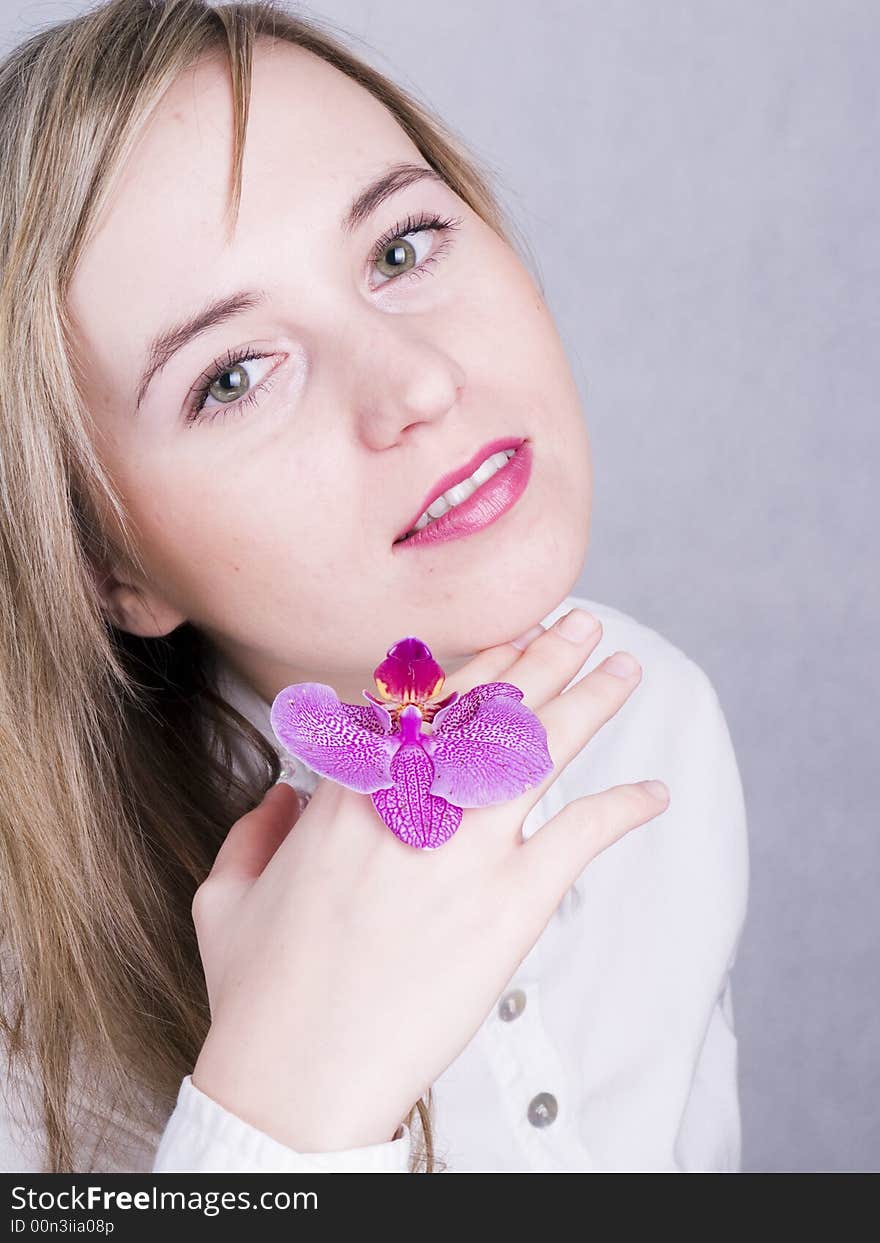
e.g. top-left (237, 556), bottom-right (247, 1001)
top-left (88, 555), bottom-right (187, 639)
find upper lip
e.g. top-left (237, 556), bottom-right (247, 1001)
top-left (393, 436), bottom-right (527, 543)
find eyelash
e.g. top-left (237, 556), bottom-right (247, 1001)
top-left (185, 209), bottom-right (462, 427)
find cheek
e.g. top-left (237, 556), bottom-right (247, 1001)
top-left (120, 460), bottom-right (240, 600)
top-left (116, 447), bottom-right (366, 619)
top-left (460, 255), bottom-right (575, 408)
top-left (463, 259), bottom-right (590, 478)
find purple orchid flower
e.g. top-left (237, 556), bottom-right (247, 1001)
top-left (269, 636), bottom-right (553, 850)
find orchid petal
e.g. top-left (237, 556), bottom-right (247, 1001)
top-left (361, 689), bottom-right (394, 732)
top-left (371, 740), bottom-right (462, 849)
top-left (270, 682), bottom-right (397, 793)
top-left (431, 680), bottom-right (522, 733)
top-left (429, 683), bottom-right (553, 806)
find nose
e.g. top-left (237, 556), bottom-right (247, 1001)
top-left (346, 319), bottom-right (466, 450)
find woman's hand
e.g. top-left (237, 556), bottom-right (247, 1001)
top-left (190, 609), bottom-right (670, 1154)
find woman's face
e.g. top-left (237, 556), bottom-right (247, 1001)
top-left (69, 40), bottom-right (592, 705)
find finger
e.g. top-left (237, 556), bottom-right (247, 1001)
top-left (493, 607), bottom-right (603, 711)
top-left (206, 781), bottom-right (301, 885)
top-left (439, 624), bottom-right (547, 700)
top-left (441, 607), bottom-right (602, 708)
top-left (490, 649), bottom-right (644, 833)
top-left (538, 648), bottom-right (644, 774)
top-left (517, 779), bottom-right (671, 915)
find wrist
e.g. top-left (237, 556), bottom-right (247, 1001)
top-left (192, 1030), bottom-right (404, 1153)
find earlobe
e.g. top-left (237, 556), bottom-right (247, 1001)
top-left (88, 558), bottom-right (186, 637)
top-left (106, 582), bottom-right (186, 637)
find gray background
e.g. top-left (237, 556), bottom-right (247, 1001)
top-left (4, 0), bottom-right (876, 1172)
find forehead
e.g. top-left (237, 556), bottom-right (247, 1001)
top-left (68, 40), bottom-right (419, 365)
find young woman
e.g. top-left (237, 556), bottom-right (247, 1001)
top-left (0, 0), bottom-right (749, 1173)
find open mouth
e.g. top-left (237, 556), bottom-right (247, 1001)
top-left (392, 438), bottom-right (532, 549)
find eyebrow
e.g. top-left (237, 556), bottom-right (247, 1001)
top-left (134, 161), bottom-right (446, 410)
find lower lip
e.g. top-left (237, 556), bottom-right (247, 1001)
top-left (393, 440), bottom-right (533, 550)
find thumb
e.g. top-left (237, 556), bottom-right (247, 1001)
top-left (207, 780), bottom-right (302, 885)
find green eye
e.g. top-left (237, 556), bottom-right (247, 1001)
top-left (370, 210), bottom-right (462, 286)
top-left (375, 234), bottom-right (420, 279)
top-left (186, 348), bottom-right (277, 427)
top-left (204, 359), bottom-right (256, 405)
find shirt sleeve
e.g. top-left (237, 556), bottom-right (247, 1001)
top-left (151, 1075), bottom-right (412, 1173)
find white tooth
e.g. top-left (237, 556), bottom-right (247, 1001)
top-left (471, 457), bottom-right (499, 486)
top-left (426, 495), bottom-right (451, 519)
top-left (442, 478), bottom-right (478, 507)
top-left (408, 448), bottom-right (517, 536)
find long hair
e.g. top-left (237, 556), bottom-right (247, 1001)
top-left (0, 0), bottom-right (539, 1173)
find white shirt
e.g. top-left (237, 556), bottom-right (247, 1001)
top-left (0, 592), bottom-right (749, 1172)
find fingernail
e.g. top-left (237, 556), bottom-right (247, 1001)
top-left (604, 650), bottom-right (640, 678)
top-left (641, 780), bottom-right (670, 804)
top-left (510, 623), bottom-right (545, 650)
top-left (555, 608), bottom-right (599, 643)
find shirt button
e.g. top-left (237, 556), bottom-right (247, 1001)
top-left (497, 988), bottom-right (527, 1022)
top-left (527, 1092), bottom-right (558, 1128)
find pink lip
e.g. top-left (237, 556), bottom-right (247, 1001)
top-left (393, 436), bottom-right (527, 545)
top-left (392, 439), bottom-right (532, 549)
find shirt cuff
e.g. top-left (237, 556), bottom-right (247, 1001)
top-left (152, 1075), bottom-right (412, 1173)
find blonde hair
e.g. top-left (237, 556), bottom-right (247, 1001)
top-left (0, 0), bottom-right (538, 1173)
